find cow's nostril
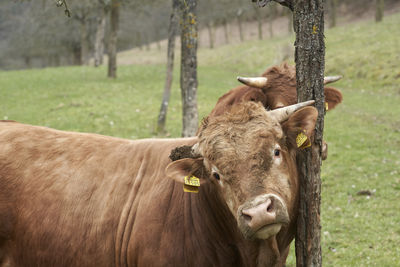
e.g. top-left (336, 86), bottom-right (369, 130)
top-left (266, 200), bottom-right (274, 213)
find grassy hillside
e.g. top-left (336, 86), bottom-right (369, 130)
top-left (1, 12), bottom-right (400, 266)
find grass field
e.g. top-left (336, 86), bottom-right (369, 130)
top-left (1, 12), bottom-right (400, 266)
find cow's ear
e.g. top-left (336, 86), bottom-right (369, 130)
top-left (324, 87), bottom-right (343, 111)
top-left (281, 107), bottom-right (318, 150)
top-left (165, 158), bottom-right (206, 184)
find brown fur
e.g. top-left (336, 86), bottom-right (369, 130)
top-left (167, 102), bottom-right (318, 266)
top-left (210, 62), bottom-right (343, 117)
top-left (0, 102), bottom-right (317, 267)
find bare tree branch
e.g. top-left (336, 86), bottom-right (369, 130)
top-left (55, 0), bottom-right (71, 17)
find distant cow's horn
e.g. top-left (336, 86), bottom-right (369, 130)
top-left (191, 143), bottom-right (202, 157)
top-left (237, 76), bottom-right (268, 88)
top-left (324, 75), bottom-right (342, 84)
top-left (268, 100), bottom-right (315, 122)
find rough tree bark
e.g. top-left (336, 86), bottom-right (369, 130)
top-left (179, 0), bottom-right (198, 137)
top-left (156, 0), bottom-right (179, 134)
top-left (293, 1), bottom-right (325, 266)
top-left (108, 0), bottom-right (119, 78)
top-left (94, 5), bottom-right (108, 67)
top-left (375, 0), bottom-right (384, 22)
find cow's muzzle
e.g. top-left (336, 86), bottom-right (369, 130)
top-left (238, 194), bottom-right (289, 240)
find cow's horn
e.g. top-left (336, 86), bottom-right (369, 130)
top-left (324, 75), bottom-right (342, 84)
top-left (237, 76), bottom-right (268, 88)
top-left (268, 100), bottom-right (315, 122)
top-left (191, 143), bottom-right (202, 157)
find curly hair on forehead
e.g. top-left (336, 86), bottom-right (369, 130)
top-left (197, 101), bottom-right (280, 173)
top-left (198, 101), bottom-right (270, 136)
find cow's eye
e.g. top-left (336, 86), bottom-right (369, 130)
top-left (213, 172), bottom-right (220, 180)
top-left (274, 149), bottom-right (280, 157)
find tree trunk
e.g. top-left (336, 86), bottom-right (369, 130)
top-left (94, 6), bottom-right (108, 67)
top-left (207, 22), bottom-right (214, 49)
top-left (287, 8), bottom-right (293, 34)
top-left (375, 0), bottom-right (384, 22)
top-left (108, 0), bottom-right (119, 78)
top-left (237, 14), bottom-right (244, 42)
top-left (157, 0), bottom-right (179, 134)
top-left (268, 18), bottom-right (274, 37)
top-left (222, 19), bottom-right (230, 44)
top-left (136, 32), bottom-right (143, 50)
top-left (179, 0), bottom-right (198, 137)
top-left (24, 56), bottom-right (31, 68)
top-left (72, 45), bottom-right (81, 65)
top-left (329, 0), bottom-right (337, 28)
top-left (254, 6), bottom-right (263, 40)
top-left (80, 18), bottom-right (90, 65)
top-left (293, 0), bottom-right (325, 266)
top-left (155, 27), bottom-right (161, 50)
top-left (145, 33), bottom-right (151, 51)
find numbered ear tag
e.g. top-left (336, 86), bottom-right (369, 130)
top-left (325, 102), bottom-right (329, 111)
top-left (296, 131), bottom-right (311, 149)
top-left (183, 175), bottom-right (200, 193)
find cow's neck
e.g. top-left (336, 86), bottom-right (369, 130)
top-left (191, 184), bottom-right (292, 267)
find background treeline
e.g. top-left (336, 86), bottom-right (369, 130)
top-left (0, 0), bottom-right (395, 70)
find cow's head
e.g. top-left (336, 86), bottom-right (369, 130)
top-left (210, 63), bottom-right (342, 118)
top-left (237, 65), bottom-right (342, 110)
top-left (166, 100), bottom-right (317, 240)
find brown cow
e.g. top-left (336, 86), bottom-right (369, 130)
top-left (0, 100), bottom-right (317, 267)
top-left (209, 63), bottom-right (342, 160)
top-left (210, 62), bottom-right (343, 117)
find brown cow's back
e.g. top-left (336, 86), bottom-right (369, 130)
top-left (0, 122), bottom-right (264, 267)
top-left (0, 122), bottom-right (190, 266)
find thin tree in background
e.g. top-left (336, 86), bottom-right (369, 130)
top-left (254, 4), bottom-right (263, 40)
top-left (268, 4), bottom-right (276, 38)
top-left (179, 0), bottom-right (198, 137)
top-left (222, 18), bottom-right (230, 44)
top-left (72, 6), bottom-right (91, 65)
top-left (375, 0), bottom-right (384, 22)
top-left (292, 0), bottom-right (325, 266)
top-left (237, 8), bottom-right (244, 42)
top-left (287, 8), bottom-right (293, 34)
top-left (94, 2), bottom-right (109, 67)
top-left (157, 0), bottom-right (180, 134)
top-left (207, 22), bottom-right (215, 49)
top-left (329, 0), bottom-right (338, 28)
top-left (108, 0), bottom-right (119, 78)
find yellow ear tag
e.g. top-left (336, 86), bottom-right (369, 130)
top-left (325, 102), bottom-right (329, 111)
top-left (183, 175), bottom-right (200, 193)
top-left (296, 131), bottom-right (311, 149)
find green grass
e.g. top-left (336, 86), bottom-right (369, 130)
top-left (1, 12), bottom-right (400, 266)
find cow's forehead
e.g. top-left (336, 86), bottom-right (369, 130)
top-left (198, 102), bottom-right (283, 173)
